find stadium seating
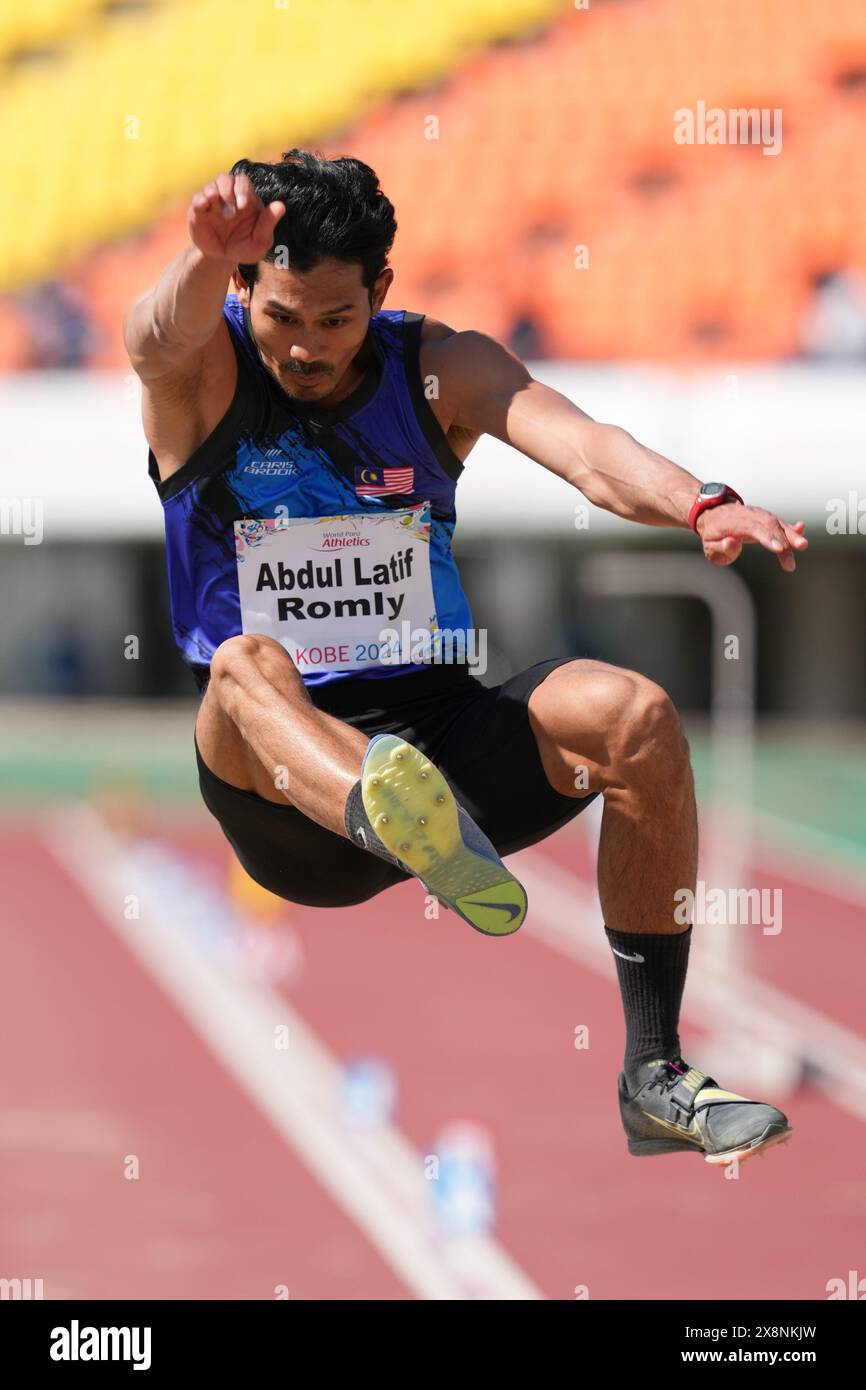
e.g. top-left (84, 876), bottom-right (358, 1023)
top-left (3, 0), bottom-right (863, 363)
top-left (0, 0), bottom-right (109, 63)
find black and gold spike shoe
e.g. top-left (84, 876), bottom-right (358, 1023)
top-left (619, 1057), bottom-right (793, 1165)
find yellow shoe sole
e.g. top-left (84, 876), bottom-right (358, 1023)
top-left (360, 736), bottom-right (527, 936)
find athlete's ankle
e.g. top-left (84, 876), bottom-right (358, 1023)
top-left (343, 779), bottom-right (403, 868)
top-left (624, 1053), bottom-right (681, 1093)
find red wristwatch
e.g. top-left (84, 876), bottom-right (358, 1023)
top-left (688, 482), bottom-right (744, 534)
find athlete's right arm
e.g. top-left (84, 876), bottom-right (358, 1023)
top-left (122, 245), bottom-right (235, 381)
top-left (122, 171), bottom-right (286, 380)
top-left (123, 174), bottom-right (287, 480)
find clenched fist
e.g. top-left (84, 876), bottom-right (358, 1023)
top-left (187, 171), bottom-right (286, 265)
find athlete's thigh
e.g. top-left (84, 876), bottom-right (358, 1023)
top-left (193, 677), bottom-right (411, 906)
top-left (193, 712), bottom-right (409, 907)
top-left (433, 657), bottom-right (600, 856)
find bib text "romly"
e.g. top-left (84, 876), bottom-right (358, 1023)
top-left (255, 546), bottom-right (415, 622)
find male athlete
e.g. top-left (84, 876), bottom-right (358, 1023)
top-left (124, 151), bottom-right (808, 1165)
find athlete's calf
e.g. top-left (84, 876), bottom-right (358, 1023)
top-left (528, 660), bottom-right (698, 934)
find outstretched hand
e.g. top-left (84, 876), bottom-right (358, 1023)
top-left (696, 504), bottom-right (809, 572)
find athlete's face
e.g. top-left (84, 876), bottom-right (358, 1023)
top-left (234, 258), bottom-right (392, 404)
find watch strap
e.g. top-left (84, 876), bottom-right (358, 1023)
top-left (689, 484), bottom-right (744, 533)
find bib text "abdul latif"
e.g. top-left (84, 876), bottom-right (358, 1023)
top-left (254, 546), bottom-right (415, 622)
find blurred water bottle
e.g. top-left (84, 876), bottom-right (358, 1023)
top-left (430, 1121), bottom-right (497, 1237)
top-left (341, 1056), bottom-right (398, 1130)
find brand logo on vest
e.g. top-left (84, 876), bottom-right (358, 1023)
top-left (242, 454), bottom-right (300, 477)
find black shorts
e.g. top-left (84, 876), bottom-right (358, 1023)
top-left (194, 657), bottom-right (599, 909)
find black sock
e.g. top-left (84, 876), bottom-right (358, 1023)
top-left (605, 925), bottom-right (692, 1091)
top-left (343, 780), bottom-right (405, 870)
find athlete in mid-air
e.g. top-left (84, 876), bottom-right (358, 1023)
top-left (124, 150), bottom-right (808, 1166)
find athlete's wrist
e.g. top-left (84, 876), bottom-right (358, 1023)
top-left (693, 508), bottom-right (719, 539)
top-left (689, 483), bottom-right (744, 534)
top-left (187, 242), bottom-right (237, 272)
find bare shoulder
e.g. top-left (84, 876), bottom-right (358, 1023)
top-left (419, 316), bottom-right (529, 392)
top-left (415, 317), bottom-right (477, 460)
top-left (417, 315), bottom-right (458, 391)
top-left (416, 316), bottom-right (531, 458)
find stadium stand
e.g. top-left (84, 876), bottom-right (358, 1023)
top-left (3, 0), bottom-right (864, 363)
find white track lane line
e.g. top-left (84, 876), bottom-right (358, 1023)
top-left (43, 804), bottom-right (543, 1301)
top-left (515, 847), bottom-right (866, 1123)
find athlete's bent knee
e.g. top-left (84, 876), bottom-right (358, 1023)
top-left (210, 633), bottom-right (299, 687)
top-left (614, 676), bottom-right (690, 783)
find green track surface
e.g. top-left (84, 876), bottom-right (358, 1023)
top-left (688, 731), bottom-right (866, 872)
top-left (1, 709), bottom-right (865, 867)
top-left (0, 708), bottom-right (199, 802)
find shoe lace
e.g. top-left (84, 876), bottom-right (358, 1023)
top-left (646, 1059), bottom-right (690, 1097)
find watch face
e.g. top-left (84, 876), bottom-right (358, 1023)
top-left (700, 483), bottom-right (726, 498)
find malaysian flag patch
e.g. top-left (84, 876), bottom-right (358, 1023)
top-left (354, 464), bottom-right (414, 497)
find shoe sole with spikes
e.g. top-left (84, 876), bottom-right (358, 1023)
top-left (360, 733), bottom-right (527, 936)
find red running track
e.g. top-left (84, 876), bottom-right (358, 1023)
top-left (1, 812), bottom-right (864, 1300)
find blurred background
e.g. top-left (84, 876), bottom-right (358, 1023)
top-left (1, 0), bottom-right (865, 1301)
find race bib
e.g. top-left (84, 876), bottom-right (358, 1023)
top-left (234, 503), bottom-right (437, 673)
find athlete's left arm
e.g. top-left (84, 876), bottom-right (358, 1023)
top-left (445, 331), bottom-right (808, 571)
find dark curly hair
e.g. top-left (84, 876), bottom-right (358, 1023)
top-left (231, 148), bottom-right (397, 294)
